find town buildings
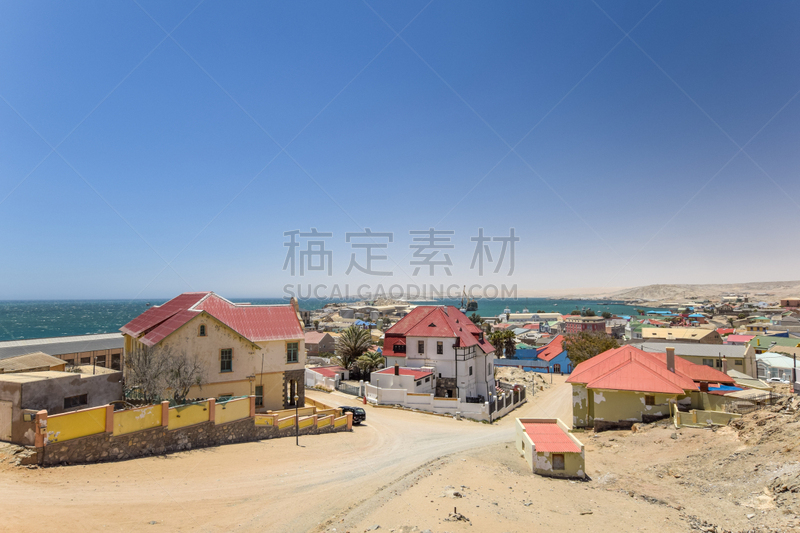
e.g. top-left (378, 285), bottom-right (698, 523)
top-left (0, 333), bottom-right (124, 370)
top-left (304, 331), bottom-right (338, 357)
top-left (120, 292), bottom-right (305, 410)
top-left (639, 327), bottom-right (722, 344)
top-left (633, 342), bottom-right (757, 378)
top-left (382, 305), bottom-right (495, 401)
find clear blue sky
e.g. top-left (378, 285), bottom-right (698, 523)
top-left (1, 1), bottom-right (799, 300)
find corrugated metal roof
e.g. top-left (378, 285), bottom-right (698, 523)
top-left (309, 366), bottom-right (346, 378)
top-left (120, 292), bottom-right (211, 337)
top-left (537, 335), bottom-right (565, 362)
top-left (523, 421), bottom-right (581, 453)
top-left (0, 333), bottom-right (124, 361)
top-left (194, 294), bottom-right (303, 342)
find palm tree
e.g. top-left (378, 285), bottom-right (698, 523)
top-left (355, 351), bottom-right (385, 376)
top-left (489, 330), bottom-right (515, 358)
top-left (469, 313), bottom-right (482, 324)
top-left (333, 325), bottom-right (374, 369)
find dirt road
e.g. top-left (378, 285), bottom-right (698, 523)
top-left (0, 380), bottom-right (571, 532)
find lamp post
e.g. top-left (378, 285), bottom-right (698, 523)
top-left (294, 394), bottom-right (299, 446)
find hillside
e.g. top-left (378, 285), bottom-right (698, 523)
top-left (601, 281), bottom-right (800, 303)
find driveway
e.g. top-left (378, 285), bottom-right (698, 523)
top-left (0, 379), bottom-right (573, 532)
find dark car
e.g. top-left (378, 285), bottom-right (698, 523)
top-left (340, 406), bottom-right (366, 425)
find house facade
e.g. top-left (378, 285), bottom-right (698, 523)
top-left (564, 316), bottom-right (606, 334)
top-left (567, 345), bottom-right (735, 431)
top-left (120, 292), bottom-right (305, 410)
top-left (304, 331), bottom-right (337, 357)
top-left (382, 306), bottom-right (495, 401)
top-left (634, 341), bottom-right (757, 378)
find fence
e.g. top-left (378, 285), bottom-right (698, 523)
top-left (365, 382), bottom-right (526, 422)
top-left (338, 382), bottom-right (362, 396)
top-left (33, 397), bottom-right (354, 466)
top-left (723, 391), bottom-right (784, 415)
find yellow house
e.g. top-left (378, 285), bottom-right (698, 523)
top-left (567, 345), bottom-right (735, 431)
top-left (640, 327), bottom-right (722, 344)
top-left (121, 292), bottom-right (306, 410)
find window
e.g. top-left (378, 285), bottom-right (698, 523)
top-left (394, 344), bottom-right (406, 353)
top-left (735, 360), bottom-right (742, 365)
top-left (469, 366), bottom-right (473, 376)
top-left (287, 342), bottom-right (299, 363)
top-left (436, 341), bottom-right (443, 355)
top-left (255, 385), bottom-right (263, 407)
top-left (416, 380), bottom-right (421, 387)
top-left (80, 357), bottom-right (91, 364)
top-left (425, 376), bottom-right (430, 383)
top-left (716, 359), bottom-right (722, 368)
top-left (645, 395), bottom-right (655, 406)
top-left (111, 353), bottom-right (121, 370)
top-left (702, 358), bottom-right (714, 367)
top-left (220, 349), bottom-right (233, 372)
top-left (199, 324), bottom-right (206, 337)
top-left (95, 355), bottom-right (106, 367)
top-left (418, 340), bottom-right (424, 354)
top-left (64, 394), bottom-right (87, 410)
top-left (552, 454), bottom-right (565, 470)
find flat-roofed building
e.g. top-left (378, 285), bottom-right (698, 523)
top-left (0, 333), bottom-right (124, 370)
top-left (640, 327), bottom-right (722, 344)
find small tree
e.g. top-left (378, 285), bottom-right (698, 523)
top-left (584, 309), bottom-right (596, 317)
top-left (355, 351), bottom-right (385, 376)
top-left (489, 330), bottom-right (516, 358)
top-left (536, 309), bottom-right (544, 313)
top-left (164, 350), bottom-right (206, 404)
top-left (570, 310), bottom-right (581, 315)
top-left (333, 325), bottom-right (374, 369)
top-left (737, 313), bottom-right (748, 320)
top-left (727, 317), bottom-right (735, 328)
top-left (601, 311), bottom-right (612, 319)
top-left (313, 320), bottom-right (320, 330)
top-left (562, 332), bottom-right (619, 366)
top-left (469, 313), bottom-right (482, 324)
top-left (124, 343), bottom-right (171, 404)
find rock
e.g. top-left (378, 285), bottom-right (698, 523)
top-left (670, 432), bottom-right (678, 440)
top-left (746, 513), bottom-right (755, 519)
top-left (367, 526), bottom-right (380, 531)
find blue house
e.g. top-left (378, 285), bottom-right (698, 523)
top-left (496, 335), bottom-right (572, 373)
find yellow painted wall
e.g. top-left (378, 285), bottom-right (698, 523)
top-left (593, 390), bottom-right (675, 423)
top-left (571, 384), bottom-right (590, 427)
top-left (317, 415), bottom-right (331, 428)
top-left (47, 407), bottom-right (106, 443)
top-left (298, 416), bottom-right (315, 429)
top-left (533, 451), bottom-right (585, 478)
top-left (277, 416), bottom-right (295, 429)
top-left (184, 372), bottom-right (285, 411)
top-left (214, 397), bottom-right (250, 425)
top-left (113, 405), bottom-right (161, 436)
top-left (333, 416), bottom-right (347, 428)
top-left (270, 406), bottom-right (315, 418)
top-left (254, 414), bottom-right (276, 426)
top-left (168, 401), bottom-right (210, 430)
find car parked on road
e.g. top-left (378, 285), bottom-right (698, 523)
top-left (340, 406), bottom-right (366, 425)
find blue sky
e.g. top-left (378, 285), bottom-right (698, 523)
top-left (1, 1), bottom-right (799, 300)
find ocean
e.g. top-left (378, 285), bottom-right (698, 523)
top-left (0, 298), bottom-right (642, 342)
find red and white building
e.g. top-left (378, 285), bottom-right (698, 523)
top-left (563, 316), bottom-right (606, 334)
top-left (381, 306), bottom-right (496, 401)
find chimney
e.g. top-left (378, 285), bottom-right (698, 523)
top-left (394, 364), bottom-right (399, 376)
top-left (722, 357), bottom-right (728, 374)
top-left (666, 346), bottom-right (675, 373)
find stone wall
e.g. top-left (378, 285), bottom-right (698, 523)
top-left (39, 415), bottom-right (346, 466)
top-left (435, 377), bottom-right (457, 398)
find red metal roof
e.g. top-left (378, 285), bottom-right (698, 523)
top-left (537, 335), bottom-right (564, 362)
top-left (309, 366), bottom-right (346, 378)
top-left (384, 306), bottom-right (494, 355)
top-left (716, 328), bottom-right (735, 335)
top-left (194, 294), bottom-right (304, 342)
top-left (121, 292), bottom-right (303, 346)
top-left (377, 367), bottom-right (433, 380)
top-left (522, 323), bottom-right (539, 330)
top-left (523, 421), bottom-right (581, 453)
top-left (647, 352), bottom-right (734, 384)
top-left (567, 345), bottom-right (699, 394)
top-left (724, 334), bottom-right (756, 344)
top-left (120, 292), bottom-right (211, 337)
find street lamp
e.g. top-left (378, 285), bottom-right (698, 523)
top-left (294, 394), bottom-right (299, 446)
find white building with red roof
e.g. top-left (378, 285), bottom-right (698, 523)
top-left (120, 292), bottom-right (305, 410)
top-left (381, 305), bottom-right (495, 401)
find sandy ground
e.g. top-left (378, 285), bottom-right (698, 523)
top-left (1, 377), bottom-right (798, 532)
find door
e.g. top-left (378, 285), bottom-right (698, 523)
top-left (0, 400), bottom-right (12, 442)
